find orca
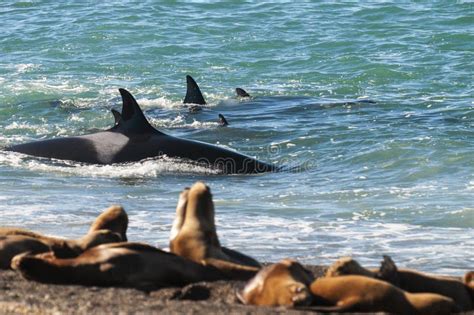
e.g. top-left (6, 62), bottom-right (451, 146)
top-left (236, 88), bottom-right (251, 98)
top-left (6, 89), bottom-right (278, 174)
top-left (183, 75), bottom-right (206, 105)
top-left (218, 114), bottom-right (229, 127)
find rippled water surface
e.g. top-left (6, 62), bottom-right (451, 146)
top-left (0, 2), bottom-right (473, 274)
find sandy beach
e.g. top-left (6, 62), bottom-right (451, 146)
top-left (0, 266), bottom-right (328, 315)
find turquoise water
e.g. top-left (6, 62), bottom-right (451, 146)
top-left (0, 2), bottom-right (473, 274)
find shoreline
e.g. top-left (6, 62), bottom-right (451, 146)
top-left (0, 266), bottom-right (328, 315)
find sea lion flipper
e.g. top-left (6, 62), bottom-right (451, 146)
top-left (203, 257), bottom-right (259, 280)
top-left (235, 88), bottom-right (250, 98)
top-left (377, 255), bottom-right (400, 285)
top-left (183, 75), bottom-right (206, 105)
top-left (221, 247), bottom-right (260, 267)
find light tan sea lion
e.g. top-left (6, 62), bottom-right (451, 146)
top-left (326, 255), bottom-right (472, 311)
top-left (169, 182), bottom-right (260, 280)
top-left (237, 259), bottom-right (314, 307)
top-left (11, 242), bottom-right (225, 290)
top-left (309, 275), bottom-right (460, 314)
top-left (0, 230), bottom-right (121, 269)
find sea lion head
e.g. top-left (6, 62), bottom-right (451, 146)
top-left (184, 182), bottom-right (216, 233)
top-left (237, 259), bottom-right (314, 307)
top-left (88, 205), bottom-right (128, 241)
top-left (325, 257), bottom-right (375, 278)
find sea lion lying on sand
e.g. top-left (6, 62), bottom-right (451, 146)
top-left (326, 255), bottom-right (473, 311)
top-left (170, 182), bottom-right (260, 280)
top-left (12, 242), bottom-right (226, 290)
top-left (463, 271), bottom-right (474, 303)
top-left (0, 230), bottom-right (121, 269)
top-left (239, 259), bottom-right (459, 313)
top-left (0, 206), bottom-right (128, 269)
top-left (309, 275), bottom-right (459, 314)
top-left (237, 259), bottom-right (314, 307)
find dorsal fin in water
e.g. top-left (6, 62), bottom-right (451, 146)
top-left (236, 88), bottom-right (250, 98)
top-left (118, 88), bottom-right (163, 135)
top-left (218, 114), bottom-right (229, 127)
top-left (183, 75), bottom-right (206, 105)
top-left (111, 109), bottom-right (122, 126)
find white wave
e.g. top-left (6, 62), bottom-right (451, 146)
top-left (149, 116), bottom-right (219, 129)
top-left (0, 152), bottom-right (220, 178)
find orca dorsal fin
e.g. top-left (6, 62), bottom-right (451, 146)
top-left (218, 114), bottom-right (229, 127)
top-left (111, 109), bottom-right (122, 126)
top-left (235, 88), bottom-right (250, 98)
top-left (118, 88), bottom-right (162, 134)
top-left (183, 75), bottom-right (206, 105)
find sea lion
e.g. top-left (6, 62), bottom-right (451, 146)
top-left (88, 205), bottom-right (128, 241)
top-left (463, 271), bottom-right (474, 303)
top-left (169, 182), bottom-right (261, 280)
top-left (309, 275), bottom-right (460, 314)
top-left (0, 205), bottom-right (128, 269)
top-left (0, 230), bottom-right (121, 269)
top-left (326, 256), bottom-right (473, 311)
top-left (11, 242), bottom-right (225, 290)
top-left (237, 259), bottom-right (314, 307)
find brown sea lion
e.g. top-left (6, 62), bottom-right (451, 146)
top-left (12, 242), bottom-right (225, 290)
top-left (0, 205), bottom-right (128, 269)
top-left (0, 230), bottom-right (121, 269)
top-left (88, 205), bottom-right (128, 241)
top-left (463, 271), bottom-right (474, 303)
top-left (326, 256), bottom-right (472, 311)
top-left (309, 275), bottom-right (460, 314)
top-left (237, 259), bottom-right (314, 307)
top-left (1, 205), bottom-right (128, 241)
top-left (169, 182), bottom-right (260, 280)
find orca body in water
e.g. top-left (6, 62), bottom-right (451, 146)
top-left (6, 89), bottom-right (277, 174)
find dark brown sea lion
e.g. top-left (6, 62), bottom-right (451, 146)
top-left (11, 242), bottom-right (225, 290)
top-left (237, 259), bottom-right (314, 307)
top-left (463, 271), bottom-right (474, 303)
top-left (169, 182), bottom-right (260, 280)
top-left (309, 275), bottom-right (460, 314)
top-left (326, 256), bottom-right (472, 311)
top-left (0, 230), bottom-right (121, 269)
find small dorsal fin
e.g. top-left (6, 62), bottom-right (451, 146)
top-left (118, 88), bottom-right (161, 134)
top-left (236, 88), bottom-right (250, 98)
top-left (183, 75), bottom-right (206, 105)
top-left (111, 109), bottom-right (122, 126)
top-left (218, 114), bottom-right (229, 127)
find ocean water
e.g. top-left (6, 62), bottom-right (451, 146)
top-left (0, 2), bottom-right (472, 275)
